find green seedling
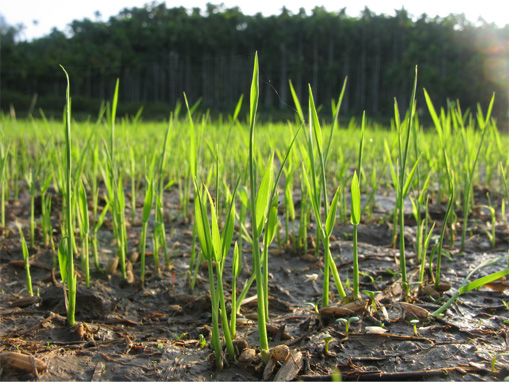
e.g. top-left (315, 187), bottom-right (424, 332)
top-left (385, 268), bottom-right (401, 280)
top-left (173, 332), bottom-right (187, 341)
top-left (153, 221), bottom-right (162, 277)
top-left (297, 172), bottom-right (310, 253)
top-left (433, 255), bottom-right (509, 317)
top-left (246, 54), bottom-right (300, 361)
top-left (499, 162), bottom-right (509, 267)
top-left (481, 193), bottom-right (497, 249)
top-left (194, 179), bottom-right (239, 368)
top-left (336, 317), bottom-right (359, 337)
top-left (291, 77), bottom-right (348, 307)
top-left (362, 290), bottom-right (380, 313)
top-left (351, 171), bottom-right (361, 299)
top-left (78, 181), bottom-right (90, 287)
top-left (103, 79), bottom-right (129, 282)
top-left (129, 148), bottom-right (136, 222)
top-left (351, 114), bottom-right (365, 299)
top-left (261, 199), bottom-right (280, 321)
top-left (92, 197), bottom-right (110, 272)
top-left (188, 226), bottom-right (200, 290)
top-left (409, 101), bottom-right (430, 266)
top-left (434, 156), bottom-right (454, 290)
top-left (410, 174), bottom-right (431, 263)
top-left (90, 145), bottom-right (100, 219)
top-left (418, 202), bottom-right (435, 285)
top-left (242, 54), bottom-right (270, 356)
top-left (323, 335), bottom-right (333, 355)
top-left (198, 334), bottom-right (207, 348)
top-left (180, 93), bottom-right (198, 222)
top-left (23, 170), bottom-right (36, 249)
top-left (359, 272), bottom-right (382, 287)
top-left (230, 242), bottom-right (241, 338)
top-left (153, 121), bottom-right (173, 270)
top-left (304, 300), bottom-right (321, 315)
top-left (384, 139), bottom-right (399, 248)
top-left (410, 319), bottom-right (419, 336)
top-left (394, 69), bottom-right (420, 297)
top-left (0, 142), bottom-right (9, 231)
top-left (425, 90), bottom-right (494, 253)
top-left (39, 173), bottom-right (53, 248)
top-left (246, 57), bottom-right (271, 355)
top-left (139, 177), bottom-right (154, 283)
top-left (59, 65), bottom-right (77, 325)
top-left (475, 350), bottom-right (509, 373)
top-left (332, 368), bottom-right (342, 382)
top-left (236, 185), bottom-right (249, 261)
top-left (17, 224), bottom-right (33, 296)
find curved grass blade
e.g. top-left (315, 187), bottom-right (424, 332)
top-left (433, 255), bottom-right (509, 317)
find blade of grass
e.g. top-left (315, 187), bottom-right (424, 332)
top-left (59, 65), bottom-right (76, 325)
top-left (433, 255), bottom-right (509, 317)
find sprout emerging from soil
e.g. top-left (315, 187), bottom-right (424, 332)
top-left (323, 335), bottom-right (333, 355)
top-left (332, 368), bottom-right (342, 382)
top-left (336, 317), bottom-right (359, 337)
top-left (410, 319), bottom-right (419, 336)
top-left (17, 223), bottom-right (33, 297)
top-left (362, 290), bottom-right (380, 313)
top-left (475, 350), bottom-right (509, 373)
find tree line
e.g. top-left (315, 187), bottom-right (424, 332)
top-left (1, 2), bottom-right (508, 123)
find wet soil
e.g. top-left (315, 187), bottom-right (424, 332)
top-left (1, 187), bottom-right (508, 381)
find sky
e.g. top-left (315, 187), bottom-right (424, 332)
top-left (2, 0), bottom-right (508, 41)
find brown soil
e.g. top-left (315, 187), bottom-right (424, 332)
top-left (1, 187), bottom-right (508, 381)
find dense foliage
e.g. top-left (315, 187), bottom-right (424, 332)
top-left (1, 2), bottom-right (508, 122)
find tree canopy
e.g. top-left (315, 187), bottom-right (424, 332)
top-left (1, 3), bottom-right (508, 123)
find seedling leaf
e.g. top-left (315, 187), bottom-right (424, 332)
top-left (402, 155), bottom-right (421, 199)
top-left (232, 242), bottom-right (241, 278)
top-left (205, 188), bottom-right (221, 263)
top-left (289, 80), bottom-right (304, 124)
top-left (351, 172), bottom-right (361, 225)
top-left (326, 185), bottom-right (341, 236)
top-left (458, 269), bottom-right (509, 294)
top-left (266, 204), bottom-right (279, 245)
top-left (194, 186), bottom-right (209, 260)
top-left (255, 154), bottom-right (273, 235)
